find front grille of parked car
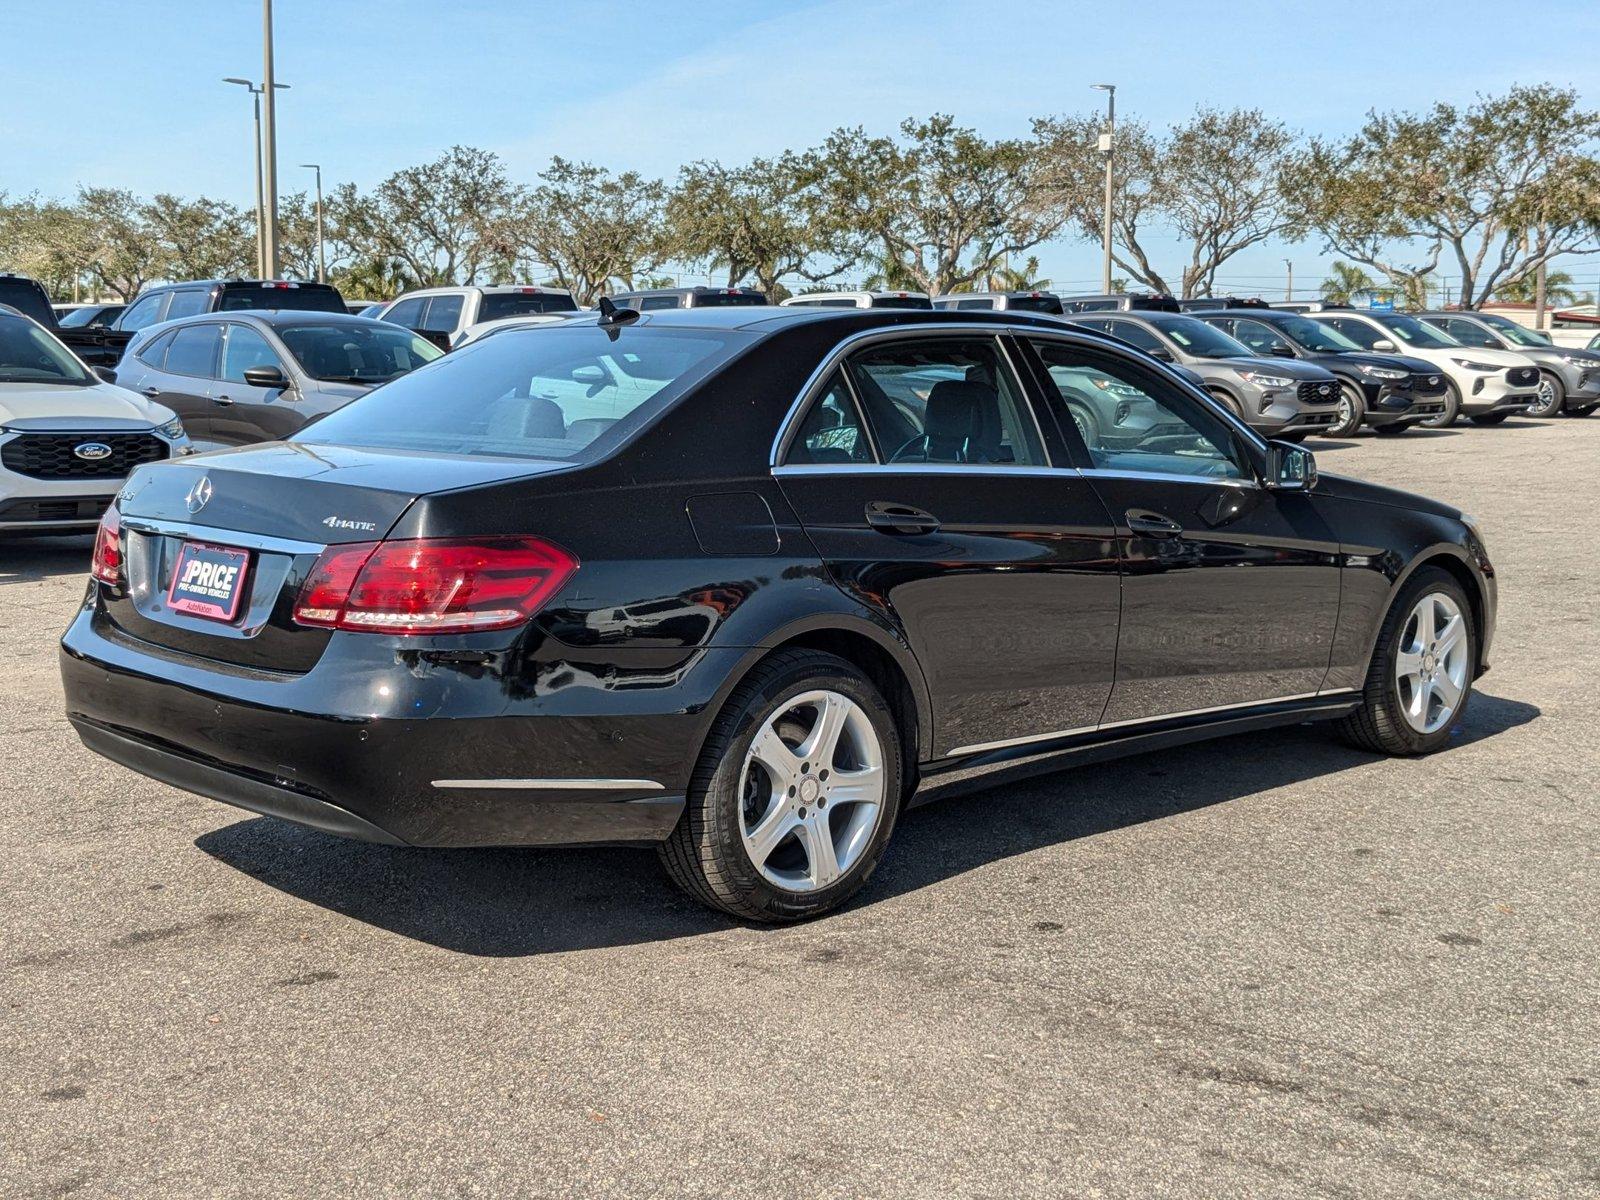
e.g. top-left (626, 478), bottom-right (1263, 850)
top-left (1407, 373), bottom-right (1446, 393)
top-left (1297, 380), bottom-right (1337, 405)
top-left (1505, 366), bottom-right (1538, 388)
top-left (0, 495), bottom-right (113, 523)
top-left (0, 432), bottom-right (167, 480)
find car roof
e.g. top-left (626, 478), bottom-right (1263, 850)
top-left (538, 305), bottom-right (1090, 333)
top-left (1065, 309), bottom-right (1190, 326)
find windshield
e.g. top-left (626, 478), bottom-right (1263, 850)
top-left (1157, 316), bottom-right (1254, 358)
top-left (477, 291), bottom-right (579, 321)
top-left (0, 314), bottom-right (94, 385)
top-left (1275, 315), bottom-right (1363, 352)
top-left (1378, 314), bottom-right (1458, 348)
top-left (58, 305), bottom-right (123, 329)
top-left (298, 325), bottom-right (743, 462)
top-left (217, 284), bottom-right (346, 314)
top-left (1474, 313), bottom-right (1551, 347)
top-left (276, 321), bottom-right (443, 384)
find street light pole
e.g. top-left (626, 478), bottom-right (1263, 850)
top-left (1285, 259), bottom-right (1294, 302)
top-left (1092, 83), bottom-right (1116, 294)
top-left (223, 78), bottom-right (267, 278)
top-left (261, 0), bottom-right (281, 278)
top-left (301, 163), bottom-right (325, 283)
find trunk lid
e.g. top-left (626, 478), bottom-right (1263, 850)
top-left (105, 441), bottom-right (576, 672)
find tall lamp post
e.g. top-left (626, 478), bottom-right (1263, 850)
top-left (223, 77), bottom-right (289, 278)
top-left (1091, 83), bottom-right (1116, 294)
top-left (261, 0), bottom-right (281, 278)
top-left (1284, 259), bottom-right (1294, 302)
top-left (301, 163), bottom-right (325, 282)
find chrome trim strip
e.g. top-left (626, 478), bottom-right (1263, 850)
top-left (120, 516), bottom-right (325, 557)
top-left (430, 778), bottom-right (666, 791)
top-left (1076, 467), bottom-right (1257, 490)
top-left (772, 463), bottom-right (1075, 479)
top-left (943, 688), bottom-right (1357, 759)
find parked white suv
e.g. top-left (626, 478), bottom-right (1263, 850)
top-left (1310, 310), bottom-right (1541, 427)
top-left (781, 291), bottom-right (932, 310)
top-left (0, 308), bottom-right (189, 534)
top-left (375, 286), bottom-right (578, 349)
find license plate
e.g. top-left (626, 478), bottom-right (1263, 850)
top-left (167, 541), bottom-right (251, 622)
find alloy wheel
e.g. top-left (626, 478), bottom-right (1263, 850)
top-left (739, 690), bottom-right (887, 892)
top-left (1528, 376), bottom-right (1561, 418)
top-left (1394, 592), bottom-right (1469, 734)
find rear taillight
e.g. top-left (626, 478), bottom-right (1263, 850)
top-left (293, 537), bottom-right (577, 635)
top-left (91, 504), bottom-right (123, 585)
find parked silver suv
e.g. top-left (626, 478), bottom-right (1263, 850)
top-left (1413, 310), bottom-right (1600, 418)
top-left (1064, 311), bottom-right (1340, 439)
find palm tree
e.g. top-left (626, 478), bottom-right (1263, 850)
top-left (985, 255), bottom-right (1051, 292)
top-left (1496, 270), bottom-right (1580, 307)
top-left (860, 249), bottom-right (922, 293)
top-left (1320, 261), bottom-right (1376, 305)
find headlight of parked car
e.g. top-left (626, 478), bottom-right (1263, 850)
top-left (155, 417), bottom-right (187, 440)
top-left (1558, 354), bottom-right (1597, 367)
top-left (1450, 357), bottom-right (1501, 371)
top-left (1357, 364), bottom-right (1407, 380)
top-left (1237, 370), bottom-right (1294, 389)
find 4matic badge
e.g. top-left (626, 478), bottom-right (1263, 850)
top-left (323, 515), bottom-right (378, 532)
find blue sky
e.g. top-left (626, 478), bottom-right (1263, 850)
top-left (6, 0), bottom-right (1600, 295)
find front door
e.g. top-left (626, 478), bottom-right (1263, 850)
top-left (1018, 333), bottom-right (1343, 725)
top-left (774, 333), bottom-right (1122, 758)
top-left (211, 323), bottom-right (298, 445)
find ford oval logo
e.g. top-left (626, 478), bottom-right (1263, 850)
top-left (1430, 375), bottom-right (1441, 386)
top-left (74, 442), bottom-right (113, 462)
top-left (1318, 384), bottom-right (1331, 395)
top-left (186, 475), bottom-right (213, 514)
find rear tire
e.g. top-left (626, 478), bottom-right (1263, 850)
top-left (1469, 412), bottom-right (1510, 426)
top-left (1338, 567), bottom-right (1476, 756)
top-left (659, 649), bottom-right (904, 922)
top-left (1527, 371), bottom-right (1565, 418)
top-left (1328, 382), bottom-right (1365, 437)
top-left (1423, 381), bottom-right (1461, 428)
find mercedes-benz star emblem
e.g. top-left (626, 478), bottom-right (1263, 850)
top-left (186, 475), bottom-right (213, 514)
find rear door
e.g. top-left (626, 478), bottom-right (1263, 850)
top-left (774, 330), bottom-right (1121, 758)
top-left (1020, 333), bottom-right (1342, 724)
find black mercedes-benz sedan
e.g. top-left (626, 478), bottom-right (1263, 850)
top-left (61, 306), bottom-right (1497, 921)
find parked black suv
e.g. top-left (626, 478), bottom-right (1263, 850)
top-left (116, 279), bottom-right (347, 334)
top-left (1195, 308), bottom-right (1449, 436)
top-left (0, 273), bottom-right (132, 367)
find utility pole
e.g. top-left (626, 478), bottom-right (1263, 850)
top-left (261, 0), bottom-right (281, 278)
top-left (1092, 83), bottom-right (1116, 294)
top-left (1284, 259), bottom-right (1294, 302)
top-left (301, 163), bottom-right (325, 282)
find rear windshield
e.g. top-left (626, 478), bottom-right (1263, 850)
top-left (0, 280), bottom-right (56, 326)
top-left (690, 292), bottom-right (767, 307)
top-left (0, 313), bottom-right (93, 385)
top-left (477, 291), bottom-right (580, 321)
top-left (869, 295), bottom-right (933, 309)
top-left (1004, 295), bottom-right (1064, 314)
top-left (217, 284), bottom-right (346, 314)
top-left (276, 321), bottom-right (444, 384)
top-left (297, 325), bottom-right (744, 462)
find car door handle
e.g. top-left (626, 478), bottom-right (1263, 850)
top-left (865, 500), bottom-right (941, 535)
top-left (142, 386), bottom-right (161, 397)
top-left (211, 395), bottom-right (234, 405)
top-left (1126, 509), bottom-right (1185, 536)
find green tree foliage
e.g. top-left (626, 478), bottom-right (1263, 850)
top-left (1495, 269), bottom-right (1580, 306)
top-left (1319, 261), bottom-right (1377, 304)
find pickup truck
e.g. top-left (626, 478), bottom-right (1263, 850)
top-left (1, 274), bottom-right (132, 369)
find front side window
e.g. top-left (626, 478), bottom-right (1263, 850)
top-left (1275, 315), bottom-right (1362, 353)
top-left (382, 297), bottom-right (426, 327)
top-left (844, 338), bottom-right (1044, 466)
top-left (298, 325), bottom-right (745, 463)
top-left (116, 292), bottom-right (167, 332)
top-left (1475, 313), bottom-right (1549, 347)
top-left (1029, 339), bottom-right (1246, 481)
top-left (1154, 316), bottom-right (1254, 359)
top-left (1320, 317), bottom-right (1384, 350)
top-left (1379, 314), bottom-right (1457, 349)
top-left (786, 371), bottom-right (874, 464)
top-left (163, 323), bottom-right (223, 378)
top-left (1098, 319), bottom-right (1166, 355)
top-left (221, 324), bottom-right (285, 382)
top-left (1436, 318), bottom-right (1499, 349)
top-left (0, 314), bottom-right (94, 385)
top-left (1229, 319), bottom-right (1294, 356)
top-left (276, 321), bottom-right (442, 383)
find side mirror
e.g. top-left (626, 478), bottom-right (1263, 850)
top-left (1265, 440), bottom-right (1317, 491)
top-left (242, 365), bottom-right (290, 390)
top-left (1267, 344), bottom-right (1296, 358)
top-left (1372, 338), bottom-right (1397, 352)
top-left (1146, 348), bottom-right (1174, 362)
top-left (93, 366), bottom-right (118, 384)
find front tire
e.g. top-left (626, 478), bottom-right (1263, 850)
top-left (1527, 371), bottom-right (1565, 418)
top-left (1423, 381), bottom-right (1462, 428)
top-left (1329, 382), bottom-right (1366, 437)
top-left (1207, 387), bottom-right (1245, 421)
top-left (659, 649), bottom-right (904, 922)
top-left (1338, 567), bottom-right (1476, 756)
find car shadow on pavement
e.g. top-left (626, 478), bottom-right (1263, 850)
top-left (194, 690), bottom-right (1538, 956)
top-left (0, 535), bottom-right (94, 582)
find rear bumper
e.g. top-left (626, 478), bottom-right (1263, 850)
top-left (57, 612), bottom-right (728, 847)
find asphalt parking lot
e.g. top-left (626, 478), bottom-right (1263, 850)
top-left (2, 416), bottom-right (1595, 1199)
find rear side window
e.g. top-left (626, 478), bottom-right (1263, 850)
top-left (164, 324), bottom-right (222, 377)
top-left (420, 294), bottom-right (465, 332)
top-left (787, 372), bottom-right (874, 464)
top-left (135, 329), bottom-right (176, 367)
top-left (163, 289), bottom-right (211, 320)
top-left (845, 338), bottom-right (1045, 467)
top-left (477, 291), bottom-right (579, 320)
top-left (298, 326), bottom-right (743, 463)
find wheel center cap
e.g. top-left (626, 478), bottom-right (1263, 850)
top-left (1422, 652), bottom-right (1438, 675)
top-left (799, 777), bottom-right (821, 804)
